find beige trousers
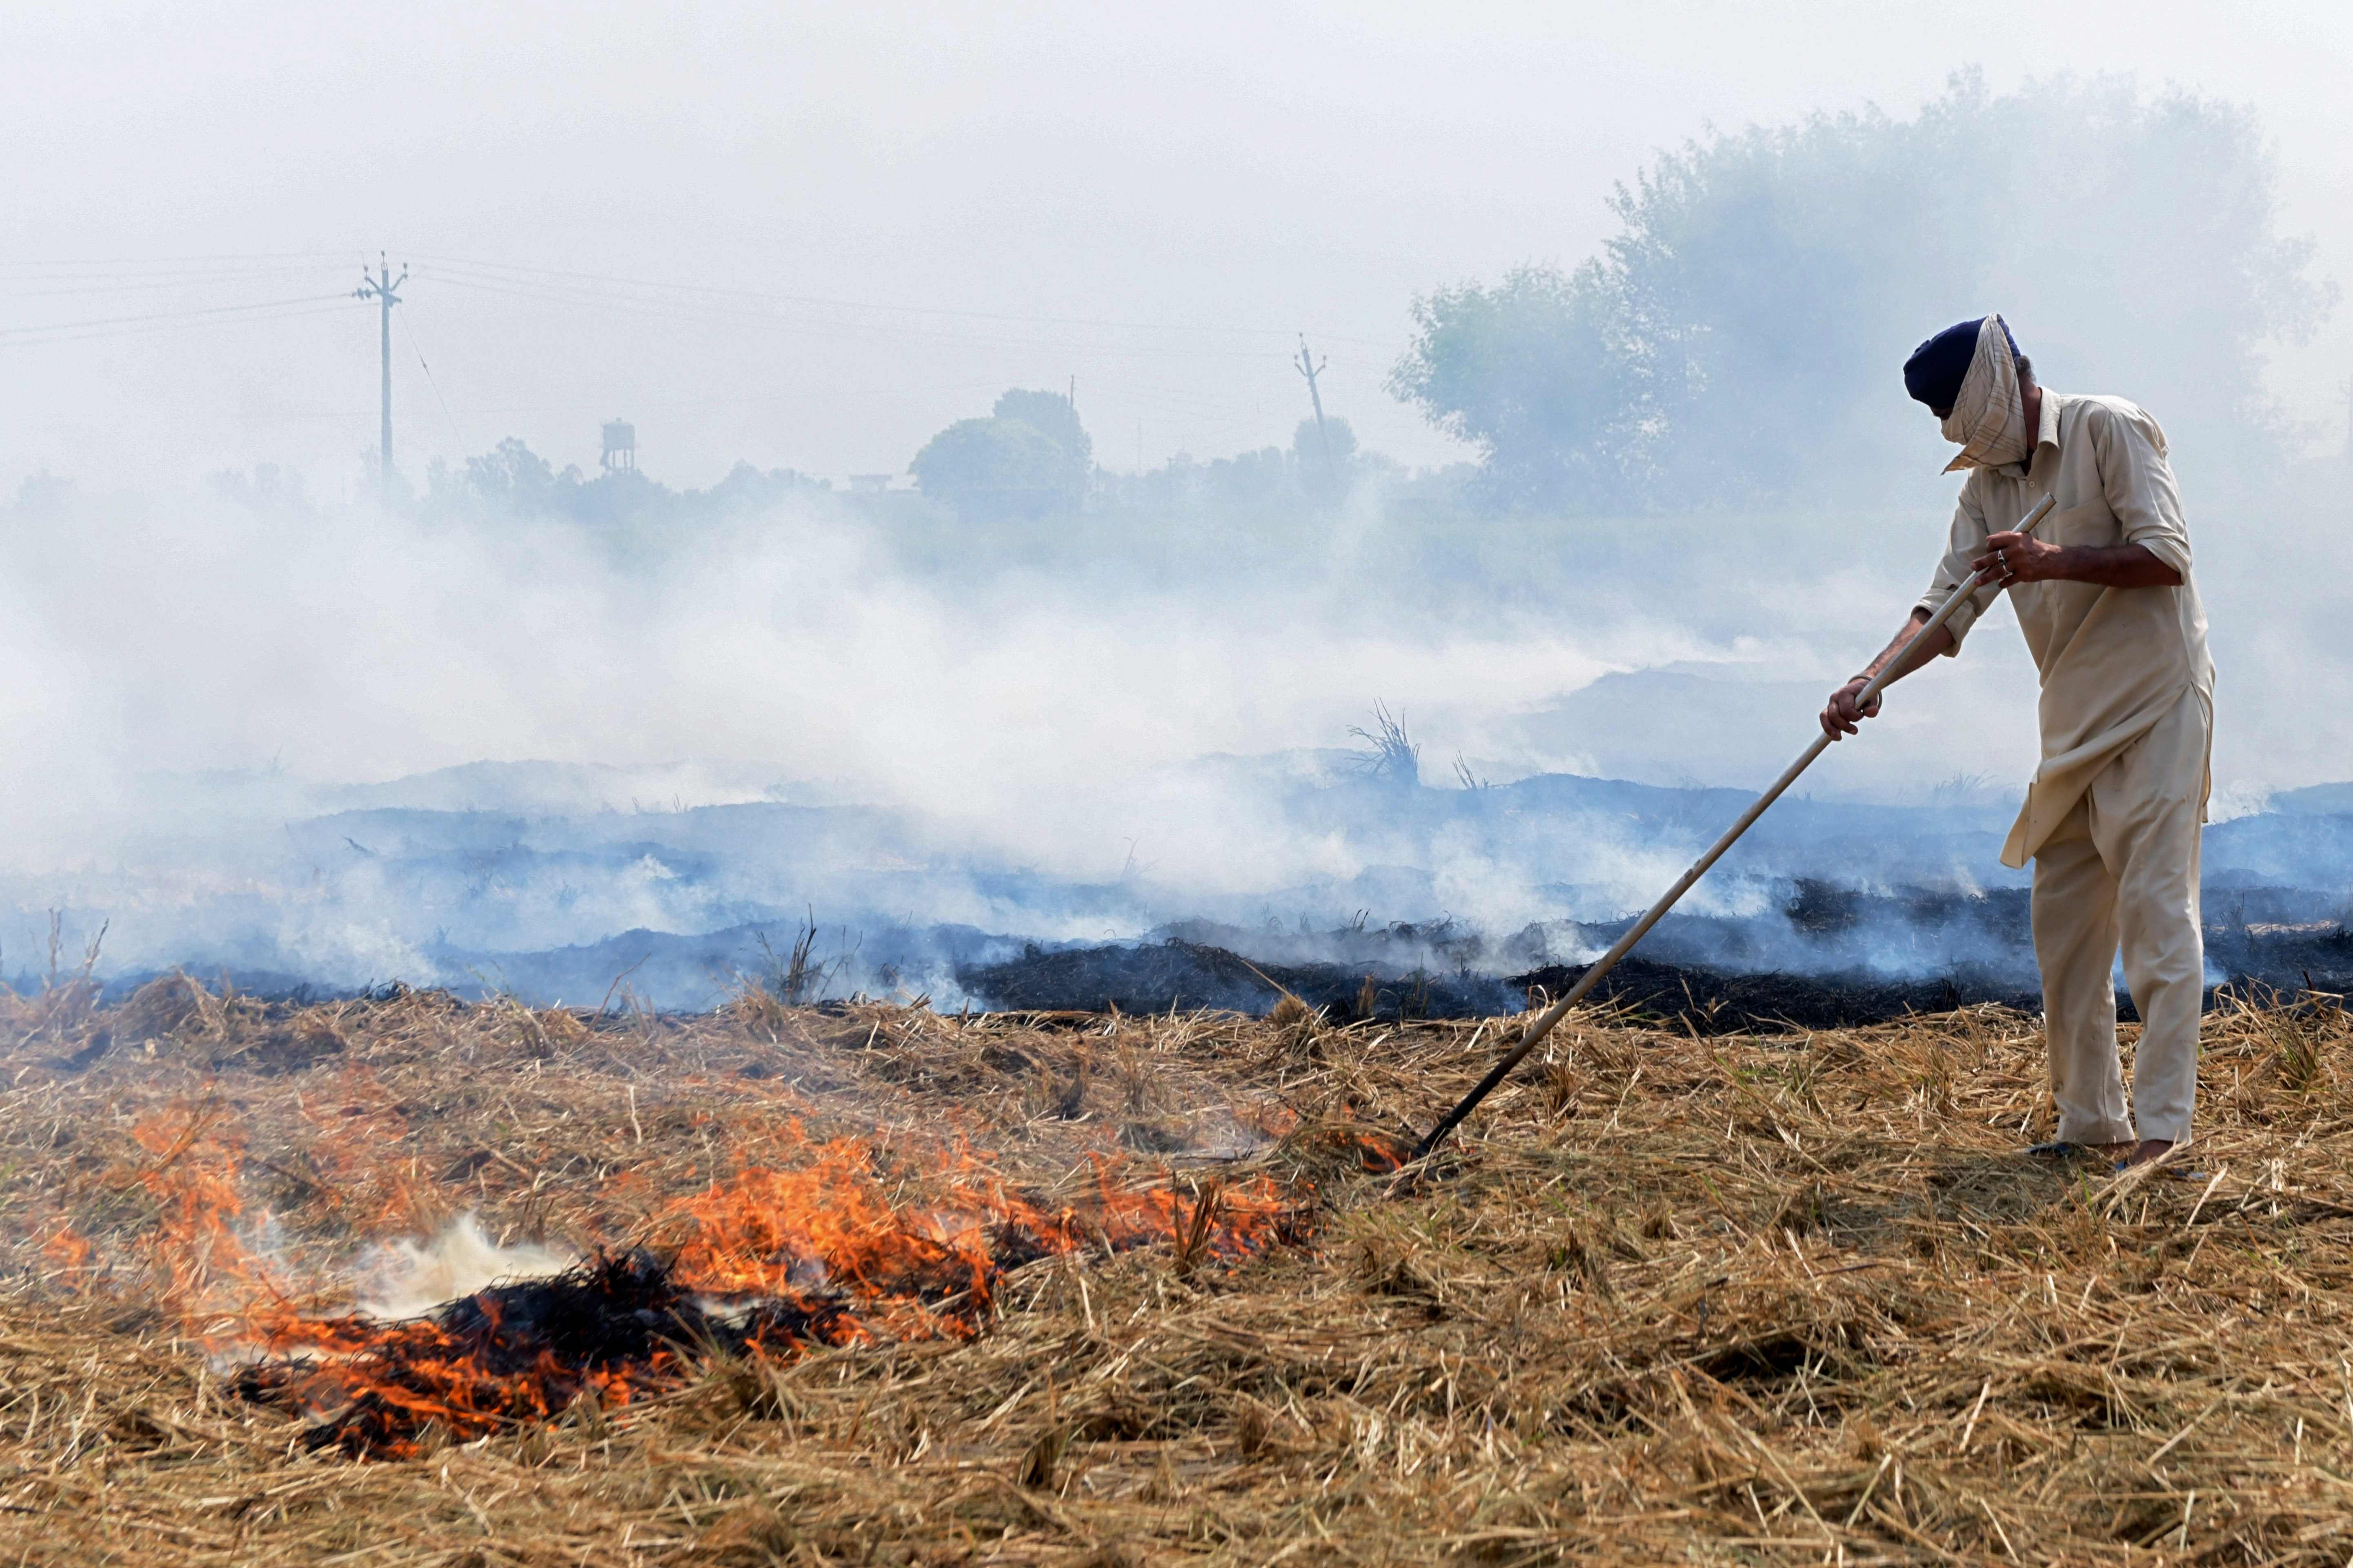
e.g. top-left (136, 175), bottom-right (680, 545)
top-left (2030, 686), bottom-right (2210, 1146)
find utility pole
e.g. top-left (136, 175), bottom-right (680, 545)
top-left (1294, 335), bottom-right (1338, 488)
top-left (354, 254), bottom-right (408, 487)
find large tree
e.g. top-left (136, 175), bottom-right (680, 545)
top-left (909, 389), bottom-right (1092, 515)
top-left (991, 389), bottom-right (1092, 472)
top-left (1392, 72), bottom-right (2335, 511)
top-left (1388, 262), bottom-right (1641, 509)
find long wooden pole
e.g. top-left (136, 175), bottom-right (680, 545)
top-left (1410, 493), bottom-right (2056, 1160)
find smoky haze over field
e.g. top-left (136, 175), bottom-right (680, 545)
top-left (4, 7), bottom-right (2352, 1007)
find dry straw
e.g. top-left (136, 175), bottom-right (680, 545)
top-left (3, 972), bottom-right (2352, 1563)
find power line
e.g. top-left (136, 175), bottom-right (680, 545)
top-left (0, 248), bottom-right (1400, 468)
top-left (0, 251), bottom-right (1406, 390)
top-left (0, 291), bottom-right (354, 342)
top-left (0, 249), bottom-right (350, 269)
top-left (0, 301), bottom-right (357, 353)
top-left (418, 268), bottom-right (1299, 362)
top-left (409, 251), bottom-right (1392, 347)
top-left (3, 267), bottom-right (344, 300)
top-left (398, 299), bottom-right (469, 456)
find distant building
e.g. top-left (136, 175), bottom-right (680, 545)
top-left (847, 473), bottom-right (893, 494)
top-left (601, 420), bottom-right (637, 473)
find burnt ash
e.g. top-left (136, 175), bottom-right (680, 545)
top-left (959, 937), bottom-right (1516, 1022)
top-left (1506, 956), bottom-right (2042, 1034)
top-left (961, 899), bottom-right (2353, 1034)
top-left (236, 1250), bottom-right (865, 1457)
top-left (959, 937), bottom-right (2037, 1034)
top-left (2207, 918), bottom-right (2353, 995)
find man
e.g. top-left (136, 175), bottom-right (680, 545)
top-left (1821, 315), bottom-right (2214, 1170)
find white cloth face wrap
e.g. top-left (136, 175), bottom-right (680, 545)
top-left (1939, 314), bottom-right (2030, 473)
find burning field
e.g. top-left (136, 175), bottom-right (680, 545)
top-left (7, 969), bottom-right (2353, 1563)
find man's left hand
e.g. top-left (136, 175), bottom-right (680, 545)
top-left (1973, 530), bottom-right (2064, 586)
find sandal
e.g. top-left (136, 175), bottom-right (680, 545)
top-left (2024, 1141), bottom-right (2101, 1160)
top-left (2111, 1159), bottom-right (2210, 1182)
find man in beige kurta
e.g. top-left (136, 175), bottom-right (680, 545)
top-left (1822, 315), bottom-right (2214, 1168)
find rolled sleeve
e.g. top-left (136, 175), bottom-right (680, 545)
top-left (1914, 489), bottom-right (2001, 651)
top-left (2090, 402), bottom-right (2193, 580)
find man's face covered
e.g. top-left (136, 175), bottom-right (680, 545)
top-left (1904, 314), bottom-right (2031, 473)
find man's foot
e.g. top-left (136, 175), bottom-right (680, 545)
top-left (2120, 1139), bottom-right (2175, 1170)
top-left (2025, 1139), bottom-right (2135, 1162)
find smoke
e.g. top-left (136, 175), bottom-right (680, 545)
top-left (354, 1216), bottom-right (576, 1321)
top-left (2, 476), bottom-right (1612, 865)
top-left (3, 453), bottom-right (2344, 1012)
top-left (0, 474), bottom-right (1617, 990)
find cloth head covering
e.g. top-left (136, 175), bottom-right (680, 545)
top-left (1910, 314), bottom-right (2030, 473)
top-left (1903, 318), bottom-right (1987, 410)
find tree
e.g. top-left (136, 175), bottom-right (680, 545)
top-left (1292, 413), bottom-right (1359, 473)
top-left (1392, 72), bottom-right (2335, 511)
top-left (992, 389), bottom-right (1092, 472)
top-left (1389, 261), bottom-right (1642, 509)
top-left (461, 437), bottom-right (568, 515)
top-left (908, 389), bottom-right (1094, 516)
top-left (416, 438), bottom-right (830, 536)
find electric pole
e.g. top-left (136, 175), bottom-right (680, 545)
top-left (355, 254), bottom-right (408, 487)
top-left (1294, 335), bottom-right (1338, 489)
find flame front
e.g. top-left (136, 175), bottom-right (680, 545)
top-left (151, 1123), bottom-right (1307, 1456)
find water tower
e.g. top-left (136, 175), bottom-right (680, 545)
top-left (600, 419), bottom-right (637, 473)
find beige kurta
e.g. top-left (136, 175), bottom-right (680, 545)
top-left (1916, 389), bottom-right (2216, 1144)
top-left (1916, 390), bottom-right (2215, 867)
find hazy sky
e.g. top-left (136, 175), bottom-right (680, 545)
top-left (5, 0), bottom-right (2348, 495)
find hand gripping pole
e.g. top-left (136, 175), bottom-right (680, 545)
top-left (1410, 493), bottom-right (2056, 1161)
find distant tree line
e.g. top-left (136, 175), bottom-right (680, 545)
top-left (1390, 71), bottom-right (2336, 511)
top-left (1087, 416), bottom-right (1395, 516)
top-left (360, 393), bottom-right (1399, 537)
top-left (418, 440), bottom-right (829, 528)
top-left (907, 389), bottom-right (1394, 520)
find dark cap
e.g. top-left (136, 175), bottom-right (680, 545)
top-left (1904, 316), bottom-right (2019, 410)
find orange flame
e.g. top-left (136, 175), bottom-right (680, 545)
top-left (137, 1118), bottom-right (1313, 1456)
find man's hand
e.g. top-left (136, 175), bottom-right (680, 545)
top-left (1825, 609), bottom-right (1952, 742)
top-left (1973, 530), bottom-right (2064, 586)
top-left (1820, 677), bottom-right (1882, 740)
top-left (1973, 533), bottom-right (2182, 589)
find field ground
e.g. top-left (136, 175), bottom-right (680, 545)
top-left (5, 973), bottom-right (2353, 1564)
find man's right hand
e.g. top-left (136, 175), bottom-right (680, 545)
top-left (1820, 678), bottom-right (1882, 740)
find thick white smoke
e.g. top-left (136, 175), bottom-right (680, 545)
top-left (3, 437), bottom-right (2344, 1001)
